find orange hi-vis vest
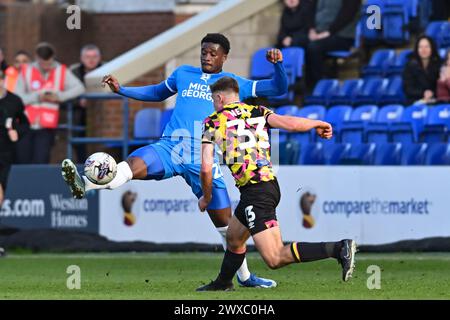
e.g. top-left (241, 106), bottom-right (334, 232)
top-left (21, 63), bottom-right (66, 129)
top-left (4, 66), bottom-right (19, 92)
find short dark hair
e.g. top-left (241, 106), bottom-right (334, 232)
top-left (201, 33), bottom-right (230, 54)
top-left (15, 50), bottom-right (31, 58)
top-left (35, 42), bottom-right (55, 60)
top-left (210, 76), bottom-right (239, 94)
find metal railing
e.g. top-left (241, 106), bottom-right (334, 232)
top-left (64, 93), bottom-right (130, 160)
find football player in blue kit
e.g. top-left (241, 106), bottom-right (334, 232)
top-left (61, 33), bottom-right (287, 288)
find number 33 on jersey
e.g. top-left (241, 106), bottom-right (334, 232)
top-left (202, 102), bottom-right (275, 188)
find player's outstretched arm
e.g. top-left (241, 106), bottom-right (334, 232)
top-left (102, 74), bottom-right (174, 102)
top-left (267, 114), bottom-right (333, 139)
top-left (254, 49), bottom-right (288, 97)
top-left (198, 141), bottom-right (215, 212)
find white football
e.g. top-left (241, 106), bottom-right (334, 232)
top-left (84, 152), bottom-right (117, 185)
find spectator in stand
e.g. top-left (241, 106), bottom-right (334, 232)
top-left (304, 0), bottom-right (361, 87)
top-left (0, 69), bottom-right (29, 210)
top-left (70, 44), bottom-right (104, 162)
top-left (0, 48), bottom-right (8, 73)
top-left (14, 42), bottom-right (85, 164)
top-left (437, 49), bottom-right (450, 102)
top-left (276, 0), bottom-right (316, 49)
top-left (4, 51), bottom-right (31, 93)
top-left (402, 35), bottom-right (442, 105)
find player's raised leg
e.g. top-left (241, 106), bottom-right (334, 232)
top-left (61, 144), bottom-right (164, 199)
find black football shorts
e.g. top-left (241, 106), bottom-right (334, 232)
top-left (234, 178), bottom-right (281, 235)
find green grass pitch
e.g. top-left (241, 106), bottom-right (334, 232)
top-left (0, 252), bottom-right (449, 299)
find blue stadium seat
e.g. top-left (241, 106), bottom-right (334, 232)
top-left (274, 105), bottom-right (299, 143)
top-left (366, 104), bottom-right (404, 144)
top-left (269, 47), bottom-right (304, 103)
top-left (329, 79), bottom-right (363, 105)
top-left (304, 79), bottom-right (339, 105)
top-left (349, 105), bottom-right (379, 122)
top-left (293, 105), bottom-right (327, 144)
top-left (133, 108), bottom-right (161, 139)
top-left (298, 142), bottom-right (324, 165)
top-left (427, 104), bottom-right (450, 128)
top-left (366, 123), bottom-right (390, 144)
top-left (275, 105), bottom-right (299, 116)
top-left (250, 47), bottom-right (273, 79)
top-left (282, 47), bottom-right (305, 79)
top-left (400, 143), bottom-right (428, 165)
top-left (353, 77), bottom-right (388, 105)
top-left (361, 49), bottom-right (396, 77)
top-left (420, 126), bottom-right (447, 143)
top-left (323, 143), bottom-right (351, 165)
top-left (361, 0), bottom-right (384, 43)
top-left (443, 24), bottom-right (450, 48)
top-left (278, 140), bottom-right (300, 165)
top-left (379, 76), bottom-right (405, 105)
top-left (128, 108), bottom-right (162, 146)
top-left (373, 142), bottom-right (402, 165)
top-left (420, 104), bottom-right (450, 143)
top-left (297, 105), bottom-right (326, 120)
top-left (406, 0), bottom-right (419, 18)
top-left (425, 21), bottom-right (450, 48)
top-left (376, 104), bottom-right (404, 123)
top-left (391, 123), bottom-right (415, 145)
top-left (340, 105), bottom-right (378, 144)
top-left (341, 143), bottom-right (376, 165)
top-left (390, 104), bottom-right (428, 143)
top-left (383, 0), bottom-right (410, 43)
top-left (387, 49), bottom-right (412, 75)
top-left (324, 105), bottom-right (353, 143)
top-left (425, 143), bottom-right (450, 165)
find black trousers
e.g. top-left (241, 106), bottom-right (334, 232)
top-left (73, 106), bottom-right (87, 163)
top-left (305, 36), bottom-right (354, 86)
top-left (15, 129), bottom-right (55, 164)
top-left (0, 151), bottom-right (13, 190)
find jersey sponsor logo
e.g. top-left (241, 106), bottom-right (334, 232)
top-left (200, 73), bottom-right (211, 83)
top-left (181, 82), bottom-right (212, 101)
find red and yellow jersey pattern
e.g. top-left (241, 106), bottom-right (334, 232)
top-left (202, 102), bottom-right (275, 188)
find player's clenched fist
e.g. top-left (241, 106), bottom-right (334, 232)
top-left (102, 74), bottom-right (120, 93)
top-left (315, 121), bottom-right (333, 140)
top-left (198, 196), bottom-right (210, 212)
top-left (266, 48), bottom-right (283, 64)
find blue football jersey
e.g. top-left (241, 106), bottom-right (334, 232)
top-left (162, 65), bottom-right (256, 140)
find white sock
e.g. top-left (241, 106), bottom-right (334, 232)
top-left (84, 161), bottom-right (133, 192)
top-left (216, 226), bottom-right (251, 282)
